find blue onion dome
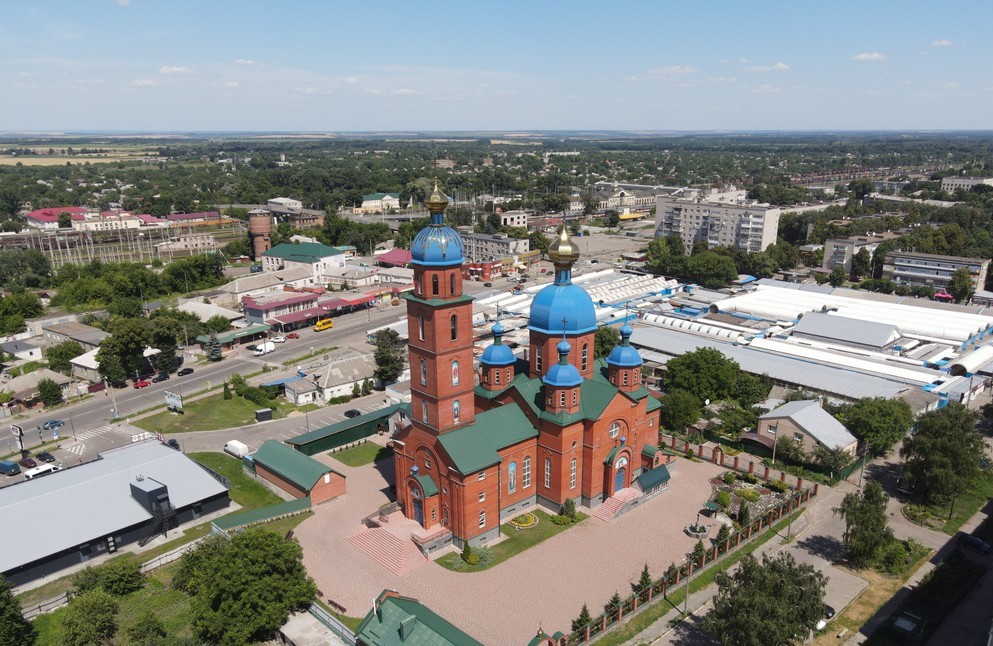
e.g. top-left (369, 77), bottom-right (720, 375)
top-left (543, 338), bottom-right (582, 388)
top-left (410, 182), bottom-right (464, 267)
top-left (481, 321), bottom-right (516, 367)
top-left (607, 323), bottom-right (643, 368)
top-left (529, 225), bottom-right (596, 335)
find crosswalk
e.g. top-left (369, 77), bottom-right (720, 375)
top-left (64, 425), bottom-right (120, 455)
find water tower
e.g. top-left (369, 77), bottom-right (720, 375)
top-left (248, 209), bottom-right (274, 259)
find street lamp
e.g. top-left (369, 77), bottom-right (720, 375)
top-left (684, 552), bottom-right (693, 615)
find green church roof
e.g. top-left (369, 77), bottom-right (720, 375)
top-left (253, 440), bottom-right (336, 490)
top-left (436, 405), bottom-right (537, 475)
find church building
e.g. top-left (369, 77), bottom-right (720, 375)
top-left (392, 184), bottom-right (667, 546)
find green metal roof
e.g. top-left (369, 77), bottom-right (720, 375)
top-left (436, 405), bottom-right (537, 475)
top-left (262, 242), bottom-right (344, 263)
top-left (195, 323), bottom-right (271, 344)
top-left (636, 464), bottom-right (671, 491)
top-left (603, 444), bottom-right (630, 465)
top-left (253, 440), bottom-right (334, 490)
top-left (362, 192), bottom-right (400, 201)
top-left (414, 474), bottom-right (439, 497)
top-left (356, 591), bottom-right (484, 646)
top-left (287, 403), bottom-right (408, 446)
top-left (642, 444), bottom-right (660, 460)
top-left (645, 395), bottom-right (662, 412)
top-left (403, 293), bottom-right (474, 308)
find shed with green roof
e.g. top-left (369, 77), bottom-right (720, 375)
top-left (286, 403), bottom-right (409, 455)
top-left (252, 440), bottom-right (346, 505)
top-left (356, 589), bottom-right (484, 646)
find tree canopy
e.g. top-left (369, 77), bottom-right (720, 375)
top-left (593, 325), bottom-right (620, 359)
top-left (372, 328), bottom-right (405, 385)
top-left (835, 480), bottom-right (893, 568)
top-left (900, 404), bottom-right (984, 507)
top-left (660, 389), bottom-right (702, 433)
top-left (0, 576), bottom-right (35, 646)
top-left (947, 267), bottom-right (974, 303)
top-left (837, 397), bottom-right (913, 451)
top-left (704, 552), bottom-right (826, 646)
top-left (663, 347), bottom-right (740, 403)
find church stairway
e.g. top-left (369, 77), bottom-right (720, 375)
top-left (347, 527), bottom-right (427, 576)
top-left (592, 487), bottom-right (643, 522)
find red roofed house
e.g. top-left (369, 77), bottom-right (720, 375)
top-left (25, 207), bottom-right (89, 230)
top-left (376, 248), bottom-right (412, 268)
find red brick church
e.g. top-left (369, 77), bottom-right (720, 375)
top-left (392, 185), bottom-right (668, 547)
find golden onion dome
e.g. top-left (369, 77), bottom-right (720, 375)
top-left (547, 224), bottom-right (580, 268)
top-left (424, 181), bottom-right (449, 214)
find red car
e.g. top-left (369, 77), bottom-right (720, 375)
top-left (286, 332), bottom-right (300, 339)
top-left (133, 379), bottom-right (151, 389)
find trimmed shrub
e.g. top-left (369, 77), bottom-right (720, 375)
top-left (723, 472), bottom-right (736, 486)
top-left (766, 479), bottom-right (790, 493)
top-left (737, 489), bottom-right (760, 503)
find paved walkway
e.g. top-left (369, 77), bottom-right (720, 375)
top-left (294, 456), bottom-right (725, 646)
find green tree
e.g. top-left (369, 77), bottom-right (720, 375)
top-left (571, 603), bottom-right (593, 633)
top-left (900, 404), bottom-right (984, 509)
top-left (834, 481), bottom-right (893, 568)
top-left (351, 382), bottom-right (361, 398)
top-left (0, 575), bottom-right (35, 646)
top-left (714, 523), bottom-right (731, 551)
top-left (604, 592), bottom-right (622, 616)
top-left (663, 347), bottom-right (740, 402)
top-left (660, 389), bottom-right (702, 433)
top-left (593, 325), bottom-right (620, 359)
top-left (58, 212), bottom-right (72, 229)
top-left (637, 564), bottom-right (652, 599)
top-left (947, 267), bottom-right (974, 303)
top-left (838, 397), bottom-right (912, 452)
top-left (688, 252), bottom-right (738, 289)
top-left (851, 248), bottom-right (871, 279)
top-left (716, 490), bottom-right (731, 511)
top-left (45, 340), bottom-right (85, 374)
top-left (60, 589), bottom-right (119, 646)
top-left (691, 539), bottom-right (706, 566)
top-left (828, 264), bottom-right (847, 287)
top-left (97, 318), bottom-right (150, 381)
top-left (204, 315), bottom-right (231, 334)
top-left (37, 378), bottom-right (63, 407)
top-left (361, 378), bottom-right (373, 396)
top-left (205, 332), bottom-right (222, 361)
top-left (372, 328), bottom-right (405, 385)
top-left (529, 229), bottom-right (551, 257)
top-left (703, 552), bottom-right (826, 646)
top-left (125, 611), bottom-right (167, 644)
top-left (184, 530), bottom-right (317, 645)
top-left (813, 443), bottom-right (854, 476)
top-left (98, 557), bottom-right (144, 596)
top-left (774, 436), bottom-right (806, 464)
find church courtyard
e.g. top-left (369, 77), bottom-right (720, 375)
top-left (294, 450), bottom-right (725, 646)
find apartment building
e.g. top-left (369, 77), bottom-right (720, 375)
top-left (882, 251), bottom-right (989, 292)
top-left (654, 195), bottom-right (780, 254)
top-left (940, 177), bottom-right (993, 193)
top-left (822, 232), bottom-right (901, 273)
top-left (457, 230), bottom-right (530, 262)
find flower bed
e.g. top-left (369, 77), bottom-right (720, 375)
top-left (509, 512), bottom-right (538, 529)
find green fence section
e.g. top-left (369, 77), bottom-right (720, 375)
top-left (213, 497), bottom-right (311, 531)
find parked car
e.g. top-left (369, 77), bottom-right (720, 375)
top-left (957, 535), bottom-right (992, 554)
top-left (133, 379), bottom-right (151, 389)
top-left (177, 368), bottom-right (194, 376)
top-left (166, 439), bottom-right (181, 450)
top-left (483, 282), bottom-right (492, 287)
top-left (286, 332), bottom-right (300, 339)
top-left (816, 605), bottom-right (836, 631)
top-left (245, 344), bottom-right (258, 352)
top-left (18, 457), bottom-right (37, 469)
top-left (152, 373), bottom-right (170, 383)
top-left (344, 409), bottom-right (362, 419)
top-left (42, 419), bottom-right (64, 431)
top-left (271, 335), bottom-right (286, 343)
top-left (36, 451), bottom-right (56, 463)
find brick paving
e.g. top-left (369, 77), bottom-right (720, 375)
top-left (294, 455), bottom-right (724, 646)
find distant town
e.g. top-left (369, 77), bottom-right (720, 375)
top-left (2, 132), bottom-right (993, 646)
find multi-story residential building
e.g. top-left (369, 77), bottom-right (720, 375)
top-left (360, 192), bottom-right (401, 213)
top-left (881, 251), bottom-right (990, 292)
top-left (457, 230), bottom-right (530, 262)
top-left (261, 242), bottom-right (347, 280)
top-left (822, 232), bottom-right (901, 273)
top-left (497, 210), bottom-right (529, 228)
top-left (267, 197), bottom-right (303, 212)
top-left (941, 177), bottom-right (993, 193)
top-left (71, 211), bottom-right (142, 232)
top-left (654, 195), bottom-right (780, 254)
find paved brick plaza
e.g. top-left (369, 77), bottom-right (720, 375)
top-left (295, 452), bottom-right (724, 646)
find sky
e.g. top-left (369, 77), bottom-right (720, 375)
top-left (2, 0), bottom-right (992, 133)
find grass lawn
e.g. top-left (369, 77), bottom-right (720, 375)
top-left (315, 598), bottom-right (364, 632)
top-left (436, 509), bottom-right (588, 572)
top-left (189, 452), bottom-right (283, 510)
top-left (137, 394), bottom-right (267, 433)
top-left (902, 470), bottom-right (993, 535)
top-left (331, 442), bottom-right (392, 467)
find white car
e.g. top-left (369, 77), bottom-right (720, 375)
top-left (271, 335), bottom-right (286, 343)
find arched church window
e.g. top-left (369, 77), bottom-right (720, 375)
top-left (420, 359), bottom-right (427, 386)
top-left (432, 274), bottom-right (439, 295)
top-left (418, 314), bottom-right (424, 340)
top-left (508, 461), bottom-right (517, 493)
top-left (535, 346), bottom-right (542, 373)
top-left (450, 273), bottom-right (456, 294)
top-left (422, 399), bottom-right (429, 424)
top-left (453, 400), bottom-right (461, 423)
top-left (494, 369), bottom-right (501, 385)
top-left (623, 371), bottom-right (629, 386)
top-left (452, 360), bottom-right (459, 386)
top-left (582, 344), bottom-right (589, 371)
top-left (450, 314), bottom-right (458, 341)
top-left (522, 456), bottom-right (531, 488)
top-left (544, 457), bottom-right (551, 488)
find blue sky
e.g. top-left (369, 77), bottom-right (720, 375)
top-left (2, 1), bottom-right (991, 132)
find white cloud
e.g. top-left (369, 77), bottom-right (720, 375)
top-left (159, 65), bottom-right (192, 75)
top-left (853, 52), bottom-right (886, 61)
top-left (945, 81), bottom-right (959, 89)
top-left (646, 65), bottom-right (697, 80)
top-left (392, 88), bottom-right (419, 96)
top-left (932, 39), bottom-right (952, 47)
top-left (221, 81), bottom-right (240, 89)
top-left (738, 58), bottom-right (749, 64)
top-left (234, 59), bottom-right (255, 66)
top-left (744, 62), bottom-right (790, 73)
top-left (131, 79), bottom-right (155, 87)
top-left (344, 77), bottom-right (358, 85)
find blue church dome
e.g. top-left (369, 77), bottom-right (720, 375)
top-left (481, 321), bottom-right (516, 367)
top-left (410, 183), bottom-right (464, 267)
top-left (543, 339), bottom-right (583, 387)
top-left (607, 324), bottom-right (643, 368)
top-left (529, 225), bottom-right (596, 335)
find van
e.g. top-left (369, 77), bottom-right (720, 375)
top-left (253, 341), bottom-right (275, 356)
top-left (24, 463), bottom-right (60, 479)
top-left (0, 460), bottom-right (20, 476)
top-left (224, 440), bottom-right (249, 458)
top-left (314, 319), bottom-right (334, 332)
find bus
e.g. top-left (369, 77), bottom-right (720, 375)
top-left (313, 319), bottom-right (334, 332)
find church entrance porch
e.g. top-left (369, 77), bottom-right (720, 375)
top-left (592, 487), bottom-right (643, 522)
top-left (347, 509), bottom-right (453, 576)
